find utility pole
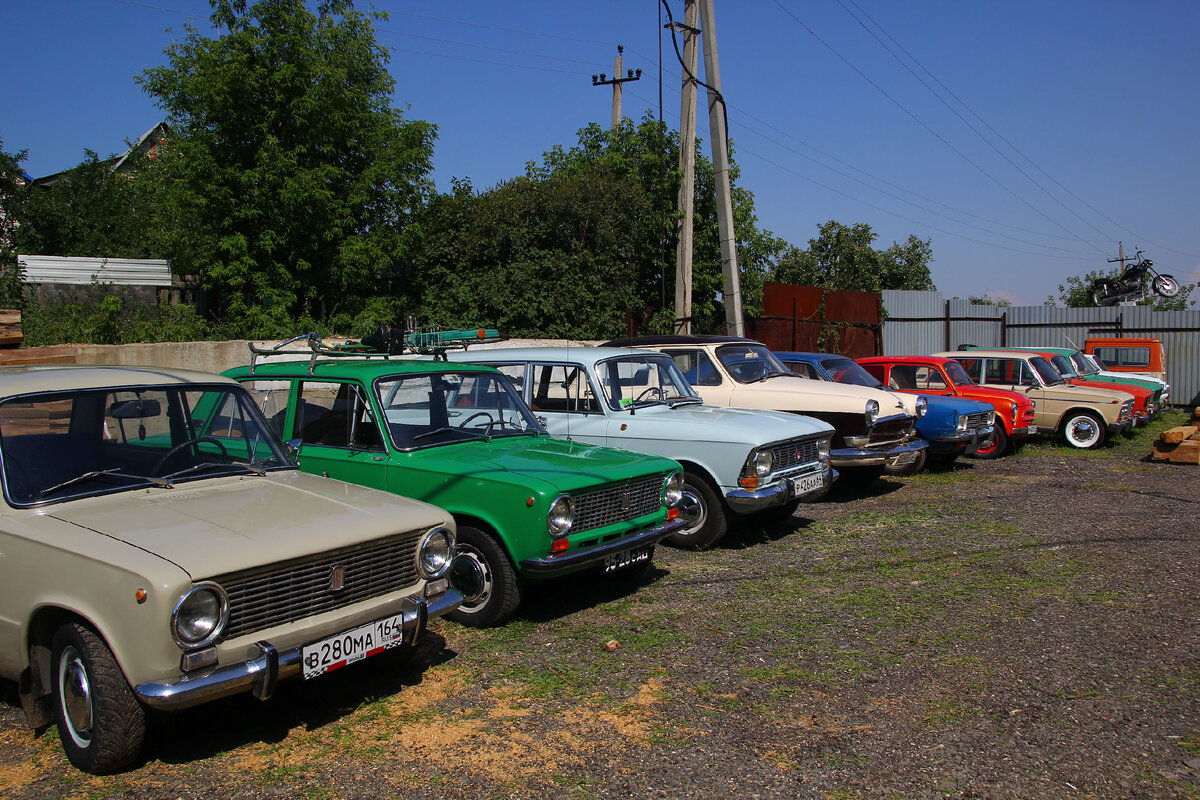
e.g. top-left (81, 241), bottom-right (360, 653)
top-left (699, 0), bottom-right (744, 336)
top-left (592, 46), bottom-right (641, 130)
top-left (670, 1), bottom-right (700, 334)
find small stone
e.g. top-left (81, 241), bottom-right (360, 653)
top-left (604, 639), bottom-right (620, 652)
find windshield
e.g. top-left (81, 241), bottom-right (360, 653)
top-left (820, 356), bottom-right (883, 388)
top-left (0, 384), bottom-right (292, 507)
top-left (1049, 354), bottom-right (1079, 378)
top-left (375, 370), bottom-right (542, 450)
top-left (1031, 356), bottom-right (1064, 385)
top-left (595, 354), bottom-right (700, 410)
top-left (943, 360), bottom-right (974, 387)
top-left (1070, 352), bottom-right (1099, 375)
top-left (715, 344), bottom-right (791, 384)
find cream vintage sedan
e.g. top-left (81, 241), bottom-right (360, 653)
top-left (0, 366), bottom-right (478, 773)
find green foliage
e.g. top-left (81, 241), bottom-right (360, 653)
top-left (20, 286), bottom-right (211, 346)
top-left (967, 294), bottom-right (1012, 307)
top-left (773, 220), bottom-right (935, 292)
top-left (0, 139), bottom-right (26, 307)
top-left (136, 0), bottom-right (436, 335)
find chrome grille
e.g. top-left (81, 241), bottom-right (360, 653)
top-left (769, 437), bottom-right (821, 471)
top-left (572, 476), bottom-right (663, 533)
top-left (964, 411), bottom-right (991, 431)
top-left (214, 531), bottom-right (422, 640)
top-left (868, 415), bottom-right (914, 446)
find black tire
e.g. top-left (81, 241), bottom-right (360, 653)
top-left (969, 425), bottom-right (1008, 459)
top-left (667, 471), bottom-right (728, 550)
top-left (1152, 273), bottom-right (1180, 298)
top-left (51, 622), bottom-right (145, 774)
top-left (1061, 411), bottom-right (1106, 449)
top-left (883, 449), bottom-right (926, 476)
top-left (445, 526), bottom-right (521, 628)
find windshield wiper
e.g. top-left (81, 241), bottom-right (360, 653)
top-left (159, 462), bottom-right (253, 481)
top-left (39, 468), bottom-right (125, 496)
top-left (413, 426), bottom-right (485, 442)
top-left (664, 395), bottom-right (703, 407)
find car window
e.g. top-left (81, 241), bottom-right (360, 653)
top-left (239, 379), bottom-right (292, 438)
top-left (985, 358), bottom-right (1037, 387)
top-left (665, 349), bottom-right (722, 386)
top-left (785, 361), bottom-right (821, 380)
top-left (528, 364), bottom-right (599, 413)
top-left (955, 358), bottom-right (983, 383)
top-left (295, 381), bottom-right (384, 451)
top-left (487, 364), bottom-right (526, 394)
top-left (887, 365), bottom-right (921, 390)
top-left (595, 355), bottom-right (697, 409)
top-left (375, 371), bottom-right (541, 449)
top-left (1094, 346), bottom-right (1150, 368)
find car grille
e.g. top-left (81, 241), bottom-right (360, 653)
top-left (964, 411), bottom-right (991, 431)
top-left (770, 437), bottom-right (821, 471)
top-left (572, 476), bottom-right (663, 534)
top-left (214, 531), bottom-right (423, 640)
top-left (868, 415), bottom-right (914, 446)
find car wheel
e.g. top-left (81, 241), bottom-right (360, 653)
top-left (445, 526), bottom-right (521, 628)
top-left (969, 425), bottom-right (1008, 459)
top-left (1062, 411), bottom-right (1106, 449)
top-left (51, 622), bottom-right (145, 774)
top-left (883, 449), bottom-right (926, 476)
top-left (667, 472), bottom-right (728, 550)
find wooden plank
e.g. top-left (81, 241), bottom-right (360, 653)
top-left (1158, 439), bottom-right (1200, 465)
top-left (1161, 425), bottom-right (1198, 444)
top-left (0, 346), bottom-right (75, 366)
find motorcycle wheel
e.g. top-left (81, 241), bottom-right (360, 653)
top-left (1152, 273), bottom-right (1181, 298)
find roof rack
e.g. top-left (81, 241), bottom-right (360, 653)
top-left (246, 323), bottom-right (507, 375)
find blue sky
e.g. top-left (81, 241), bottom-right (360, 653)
top-left (4, 0), bottom-right (1198, 306)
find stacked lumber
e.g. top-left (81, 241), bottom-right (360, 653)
top-left (0, 309), bottom-right (21, 348)
top-left (1151, 408), bottom-right (1200, 464)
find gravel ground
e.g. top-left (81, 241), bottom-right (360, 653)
top-left (2, 418), bottom-right (1198, 800)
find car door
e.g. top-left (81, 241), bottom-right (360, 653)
top-left (285, 379), bottom-right (391, 489)
top-left (523, 362), bottom-right (609, 446)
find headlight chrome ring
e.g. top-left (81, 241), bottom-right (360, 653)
top-left (417, 526), bottom-right (456, 579)
top-left (172, 583), bottom-right (229, 650)
top-left (548, 495), bottom-right (575, 537)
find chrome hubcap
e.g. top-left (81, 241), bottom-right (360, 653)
top-left (1070, 418), bottom-right (1097, 445)
top-left (456, 548), bottom-right (492, 613)
top-left (677, 489), bottom-right (706, 533)
top-left (58, 646), bottom-right (93, 747)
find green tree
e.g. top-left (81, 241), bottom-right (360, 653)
top-left (0, 140), bottom-right (26, 306)
top-left (773, 220), bottom-right (935, 292)
top-left (967, 294), bottom-right (1012, 307)
top-left (137, 0), bottom-right (436, 336)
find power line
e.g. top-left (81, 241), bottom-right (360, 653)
top-left (375, 26), bottom-right (608, 69)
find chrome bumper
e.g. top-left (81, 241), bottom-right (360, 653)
top-left (520, 515), bottom-right (685, 574)
top-left (135, 590), bottom-right (462, 711)
top-left (832, 438), bottom-right (928, 468)
top-left (726, 464), bottom-right (836, 511)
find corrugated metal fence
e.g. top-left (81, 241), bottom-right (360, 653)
top-left (882, 290), bottom-right (1200, 407)
top-left (18, 255), bottom-right (173, 287)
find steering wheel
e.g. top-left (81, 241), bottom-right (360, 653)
top-left (635, 386), bottom-right (663, 402)
top-left (459, 411), bottom-right (495, 428)
top-left (153, 436), bottom-right (229, 474)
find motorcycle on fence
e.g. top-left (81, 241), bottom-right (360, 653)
top-left (1089, 252), bottom-right (1180, 306)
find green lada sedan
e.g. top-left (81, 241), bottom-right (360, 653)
top-left (225, 358), bottom-right (684, 627)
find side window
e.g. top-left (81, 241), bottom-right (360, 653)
top-left (239, 379), bottom-right (291, 439)
top-left (530, 364), bottom-right (598, 413)
top-left (915, 367), bottom-right (946, 390)
top-left (667, 349), bottom-right (722, 386)
top-left (296, 381), bottom-right (383, 450)
top-left (956, 358), bottom-right (982, 383)
top-left (888, 365), bottom-right (920, 390)
top-left (489, 364), bottom-right (527, 397)
top-left (785, 361), bottom-right (820, 380)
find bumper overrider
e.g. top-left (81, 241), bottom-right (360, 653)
top-left (519, 514), bottom-right (686, 574)
top-left (136, 560), bottom-right (474, 711)
top-left (726, 463), bottom-right (838, 511)
top-left (941, 424), bottom-right (995, 455)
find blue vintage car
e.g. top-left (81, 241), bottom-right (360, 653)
top-left (776, 352), bottom-right (996, 473)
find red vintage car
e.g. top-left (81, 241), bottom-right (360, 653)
top-left (858, 355), bottom-right (1038, 458)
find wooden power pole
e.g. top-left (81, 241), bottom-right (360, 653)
top-left (592, 46), bottom-right (641, 130)
top-left (672, 1), bottom-right (699, 334)
top-left (699, 0), bottom-right (744, 336)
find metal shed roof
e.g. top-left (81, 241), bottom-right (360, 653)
top-left (17, 255), bottom-right (172, 287)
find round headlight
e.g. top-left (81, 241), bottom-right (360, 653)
top-left (818, 436), bottom-right (831, 461)
top-left (753, 449), bottom-right (774, 476)
top-left (172, 584), bottom-right (228, 649)
top-left (548, 495), bottom-right (574, 537)
top-left (865, 399), bottom-right (880, 426)
top-left (418, 526), bottom-right (455, 578)
top-left (915, 396), bottom-right (928, 418)
top-left (663, 471), bottom-right (683, 507)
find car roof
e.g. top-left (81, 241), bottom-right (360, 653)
top-left (858, 355), bottom-right (956, 365)
top-left (226, 358), bottom-right (500, 380)
top-left (933, 350), bottom-right (1045, 360)
top-left (448, 346), bottom-right (672, 366)
top-left (0, 364), bottom-right (238, 398)
top-left (602, 335), bottom-right (753, 347)
top-left (774, 351), bottom-right (854, 361)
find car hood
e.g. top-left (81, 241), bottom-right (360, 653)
top-left (733, 375), bottom-right (911, 417)
top-left (43, 470), bottom-right (453, 581)
top-left (920, 394), bottom-right (993, 417)
top-left (1039, 383), bottom-right (1133, 404)
top-left (612, 402), bottom-right (834, 441)
top-left (401, 435), bottom-right (678, 495)
top-left (957, 385), bottom-right (1034, 408)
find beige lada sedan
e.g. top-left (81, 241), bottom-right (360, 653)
top-left (604, 336), bottom-right (927, 482)
top-left (935, 350), bottom-right (1134, 449)
top-left (0, 366), bottom-right (478, 773)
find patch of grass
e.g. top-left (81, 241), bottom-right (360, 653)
top-left (1181, 733), bottom-right (1200, 756)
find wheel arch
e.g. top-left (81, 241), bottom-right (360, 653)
top-left (21, 605), bottom-right (104, 728)
top-left (1055, 405), bottom-right (1107, 433)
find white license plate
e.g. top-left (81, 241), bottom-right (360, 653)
top-left (301, 612), bottom-right (409, 679)
top-left (603, 546), bottom-right (652, 573)
top-left (891, 451), bottom-right (917, 466)
top-left (793, 472), bottom-right (825, 495)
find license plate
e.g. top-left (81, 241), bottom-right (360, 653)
top-left (891, 451), bottom-right (917, 466)
top-left (301, 612), bottom-right (409, 679)
top-left (604, 546), bottom-right (652, 573)
top-left (793, 472), bottom-right (825, 496)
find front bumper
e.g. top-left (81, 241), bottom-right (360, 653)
top-left (1107, 419), bottom-right (1134, 435)
top-left (519, 514), bottom-right (685, 574)
top-left (1011, 424), bottom-right (1038, 436)
top-left (135, 589), bottom-right (462, 711)
top-left (726, 464), bottom-right (836, 511)
top-left (935, 425), bottom-right (995, 456)
top-left (832, 438), bottom-right (928, 468)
